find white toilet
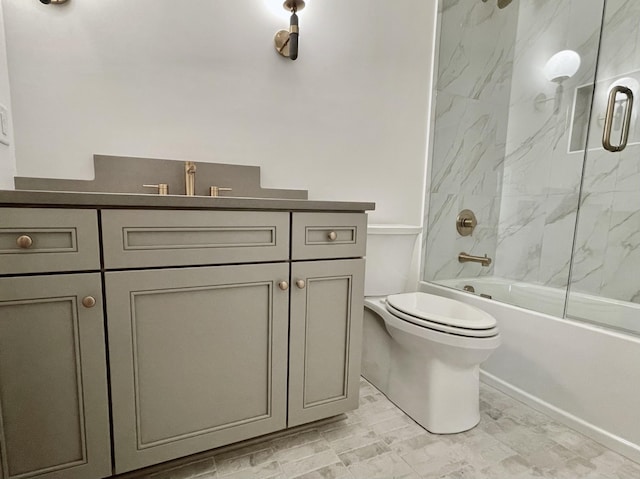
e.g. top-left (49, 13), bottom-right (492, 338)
top-left (362, 226), bottom-right (501, 434)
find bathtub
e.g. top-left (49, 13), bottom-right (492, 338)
top-left (417, 279), bottom-right (640, 463)
top-left (438, 276), bottom-right (640, 336)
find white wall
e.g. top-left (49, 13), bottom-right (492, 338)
top-left (2, 0), bottom-right (437, 225)
top-left (0, 0), bottom-right (15, 189)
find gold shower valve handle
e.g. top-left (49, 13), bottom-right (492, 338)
top-left (327, 231), bottom-right (338, 241)
top-left (16, 235), bottom-right (33, 249)
top-left (456, 210), bottom-right (477, 236)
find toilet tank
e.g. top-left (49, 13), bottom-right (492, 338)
top-left (365, 225), bottom-right (422, 296)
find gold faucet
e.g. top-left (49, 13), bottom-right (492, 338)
top-left (458, 252), bottom-right (492, 267)
top-left (185, 161), bottom-right (196, 196)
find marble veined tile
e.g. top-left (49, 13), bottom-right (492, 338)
top-left (538, 193), bottom-right (580, 288)
top-left (596, 0), bottom-right (640, 81)
top-left (600, 191), bottom-right (640, 303)
top-left (438, 0), bottom-right (517, 101)
top-left (502, 99), bottom-right (565, 197)
top-left (430, 92), bottom-right (506, 196)
top-left (582, 148), bottom-right (620, 193)
top-left (495, 195), bottom-right (546, 282)
top-left (614, 144), bottom-right (640, 192)
top-left (569, 192), bottom-right (614, 296)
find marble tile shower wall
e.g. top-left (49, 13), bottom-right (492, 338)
top-left (495, 0), bottom-right (604, 287)
top-left (426, 0), bottom-right (640, 303)
top-left (424, 0), bottom-right (517, 281)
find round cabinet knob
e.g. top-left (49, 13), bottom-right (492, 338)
top-left (278, 281), bottom-right (289, 291)
top-left (327, 231), bottom-right (337, 241)
top-left (16, 235), bottom-right (33, 249)
top-left (296, 279), bottom-right (306, 289)
top-left (82, 296), bottom-right (97, 308)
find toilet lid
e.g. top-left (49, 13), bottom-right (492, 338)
top-left (386, 292), bottom-right (498, 330)
top-left (385, 302), bottom-right (499, 338)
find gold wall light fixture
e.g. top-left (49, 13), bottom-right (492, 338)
top-left (274, 0), bottom-right (305, 61)
top-left (39, 0), bottom-right (69, 4)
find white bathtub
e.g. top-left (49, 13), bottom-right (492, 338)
top-left (438, 277), bottom-right (640, 336)
top-left (419, 280), bottom-right (640, 463)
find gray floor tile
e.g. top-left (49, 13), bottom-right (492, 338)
top-left (120, 378), bottom-right (639, 479)
top-left (337, 441), bottom-right (391, 467)
top-left (146, 458), bottom-right (216, 479)
top-left (290, 462), bottom-right (351, 479)
top-left (281, 449), bottom-right (343, 478)
top-left (347, 452), bottom-right (418, 479)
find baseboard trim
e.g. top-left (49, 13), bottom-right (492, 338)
top-left (480, 370), bottom-right (640, 464)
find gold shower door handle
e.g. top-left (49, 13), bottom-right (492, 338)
top-left (602, 85), bottom-right (634, 152)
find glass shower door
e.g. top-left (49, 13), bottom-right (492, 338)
top-left (423, 0), bottom-right (605, 319)
top-left (566, 0), bottom-right (640, 335)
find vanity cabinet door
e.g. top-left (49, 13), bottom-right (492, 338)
top-left (0, 274), bottom-right (111, 479)
top-left (288, 259), bottom-right (365, 427)
top-left (105, 263), bottom-right (290, 474)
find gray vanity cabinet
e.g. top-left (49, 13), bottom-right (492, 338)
top-left (105, 263), bottom-right (290, 474)
top-left (288, 259), bottom-right (365, 427)
top-left (0, 273), bottom-right (111, 479)
top-left (0, 202), bottom-right (369, 479)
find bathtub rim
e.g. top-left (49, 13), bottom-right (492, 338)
top-left (422, 279), bottom-right (640, 343)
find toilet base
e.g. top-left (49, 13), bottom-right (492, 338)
top-left (387, 337), bottom-right (481, 434)
top-left (362, 297), bottom-right (500, 434)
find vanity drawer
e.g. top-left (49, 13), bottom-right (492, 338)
top-left (0, 207), bottom-right (100, 274)
top-left (101, 210), bottom-right (290, 269)
top-left (292, 212), bottom-right (367, 260)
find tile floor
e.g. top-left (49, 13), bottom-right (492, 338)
top-left (127, 378), bottom-right (640, 479)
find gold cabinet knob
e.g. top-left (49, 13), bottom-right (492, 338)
top-left (16, 235), bottom-right (33, 249)
top-left (296, 279), bottom-right (306, 289)
top-left (82, 296), bottom-right (97, 308)
top-left (327, 231), bottom-right (337, 241)
top-left (278, 281), bottom-right (289, 291)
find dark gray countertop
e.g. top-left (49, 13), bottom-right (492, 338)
top-left (0, 190), bottom-right (375, 212)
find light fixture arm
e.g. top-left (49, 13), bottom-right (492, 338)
top-left (289, 11), bottom-right (299, 60)
top-left (274, 0), bottom-right (305, 61)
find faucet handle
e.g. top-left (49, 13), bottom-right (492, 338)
top-left (209, 186), bottom-right (233, 197)
top-left (143, 184), bottom-right (169, 195)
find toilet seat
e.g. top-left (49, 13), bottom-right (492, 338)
top-left (385, 292), bottom-right (499, 338)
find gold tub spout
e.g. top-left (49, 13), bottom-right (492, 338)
top-left (458, 252), bottom-right (492, 267)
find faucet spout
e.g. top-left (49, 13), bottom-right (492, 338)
top-left (458, 252), bottom-right (492, 267)
top-left (185, 161), bottom-right (196, 196)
